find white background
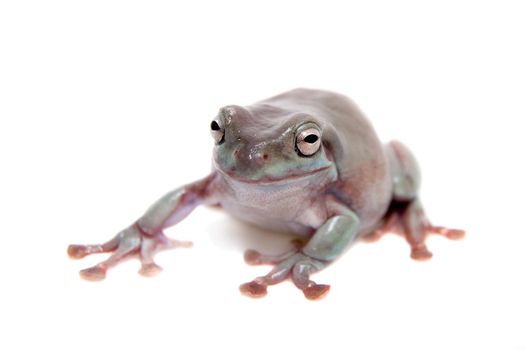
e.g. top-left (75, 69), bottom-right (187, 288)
top-left (1, 1), bottom-right (524, 349)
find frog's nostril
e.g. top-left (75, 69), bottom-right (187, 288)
top-left (234, 149), bottom-right (241, 159)
top-left (253, 152), bottom-right (269, 165)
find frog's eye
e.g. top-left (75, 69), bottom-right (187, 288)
top-left (210, 119), bottom-right (224, 144)
top-left (296, 127), bottom-right (321, 156)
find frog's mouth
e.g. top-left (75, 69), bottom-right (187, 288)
top-left (216, 164), bottom-right (334, 185)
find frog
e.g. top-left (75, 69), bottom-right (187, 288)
top-left (68, 88), bottom-right (464, 300)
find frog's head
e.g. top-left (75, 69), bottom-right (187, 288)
top-left (210, 104), bottom-right (337, 185)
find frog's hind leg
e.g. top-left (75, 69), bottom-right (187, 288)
top-left (385, 140), bottom-right (465, 260)
top-left (370, 199), bottom-right (466, 260)
top-left (365, 140), bottom-right (423, 247)
top-left (398, 199), bottom-right (433, 260)
top-left (397, 198), bottom-right (465, 260)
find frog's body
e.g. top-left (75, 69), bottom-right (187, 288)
top-left (69, 88), bottom-right (464, 300)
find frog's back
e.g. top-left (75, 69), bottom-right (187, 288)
top-left (251, 88), bottom-right (392, 232)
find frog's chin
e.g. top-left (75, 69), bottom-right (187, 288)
top-left (215, 164), bottom-right (334, 186)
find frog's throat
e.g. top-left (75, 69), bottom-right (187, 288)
top-left (216, 165), bottom-right (333, 185)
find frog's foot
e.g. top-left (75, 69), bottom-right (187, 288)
top-left (239, 252), bottom-right (330, 300)
top-left (396, 199), bottom-right (465, 261)
top-left (68, 224), bottom-right (192, 281)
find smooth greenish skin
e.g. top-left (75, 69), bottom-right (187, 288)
top-left (70, 88), bottom-right (440, 299)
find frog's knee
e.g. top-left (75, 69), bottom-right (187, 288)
top-left (386, 140), bottom-right (421, 201)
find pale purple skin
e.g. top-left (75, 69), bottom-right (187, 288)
top-left (68, 88), bottom-right (465, 300)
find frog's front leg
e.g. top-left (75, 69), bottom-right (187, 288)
top-left (68, 173), bottom-right (217, 281)
top-left (240, 202), bottom-right (360, 300)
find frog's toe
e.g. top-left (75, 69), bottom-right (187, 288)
top-left (410, 246), bottom-right (433, 260)
top-left (68, 235), bottom-right (120, 260)
top-left (303, 284), bottom-right (330, 300)
top-left (79, 266), bottom-right (107, 281)
top-left (138, 263), bottom-right (163, 277)
top-left (429, 226), bottom-right (465, 240)
top-left (68, 245), bottom-right (90, 259)
top-left (239, 280), bottom-right (268, 298)
top-left (243, 250), bottom-right (264, 265)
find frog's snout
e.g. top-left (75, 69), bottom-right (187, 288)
top-left (232, 145), bottom-right (270, 167)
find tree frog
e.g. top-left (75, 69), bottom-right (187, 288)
top-left (68, 88), bottom-right (464, 300)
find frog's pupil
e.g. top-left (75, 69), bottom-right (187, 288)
top-left (211, 121), bottom-right (221, 131)
top-left (304, 134), bottom-right (319, 143)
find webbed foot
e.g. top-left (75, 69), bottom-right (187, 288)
top-left (240, 247), bottom-right (330, 300)
top-left (79, 266), bottom-right (107, 281)
top-left (68, 223), bottom-right (192, 281)
top-left (374, 199), bottom-right (465, 260)
top-left (239, 279), bottom-right (268, 298)
top-left (303, 284), bottom-right (331, 300)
